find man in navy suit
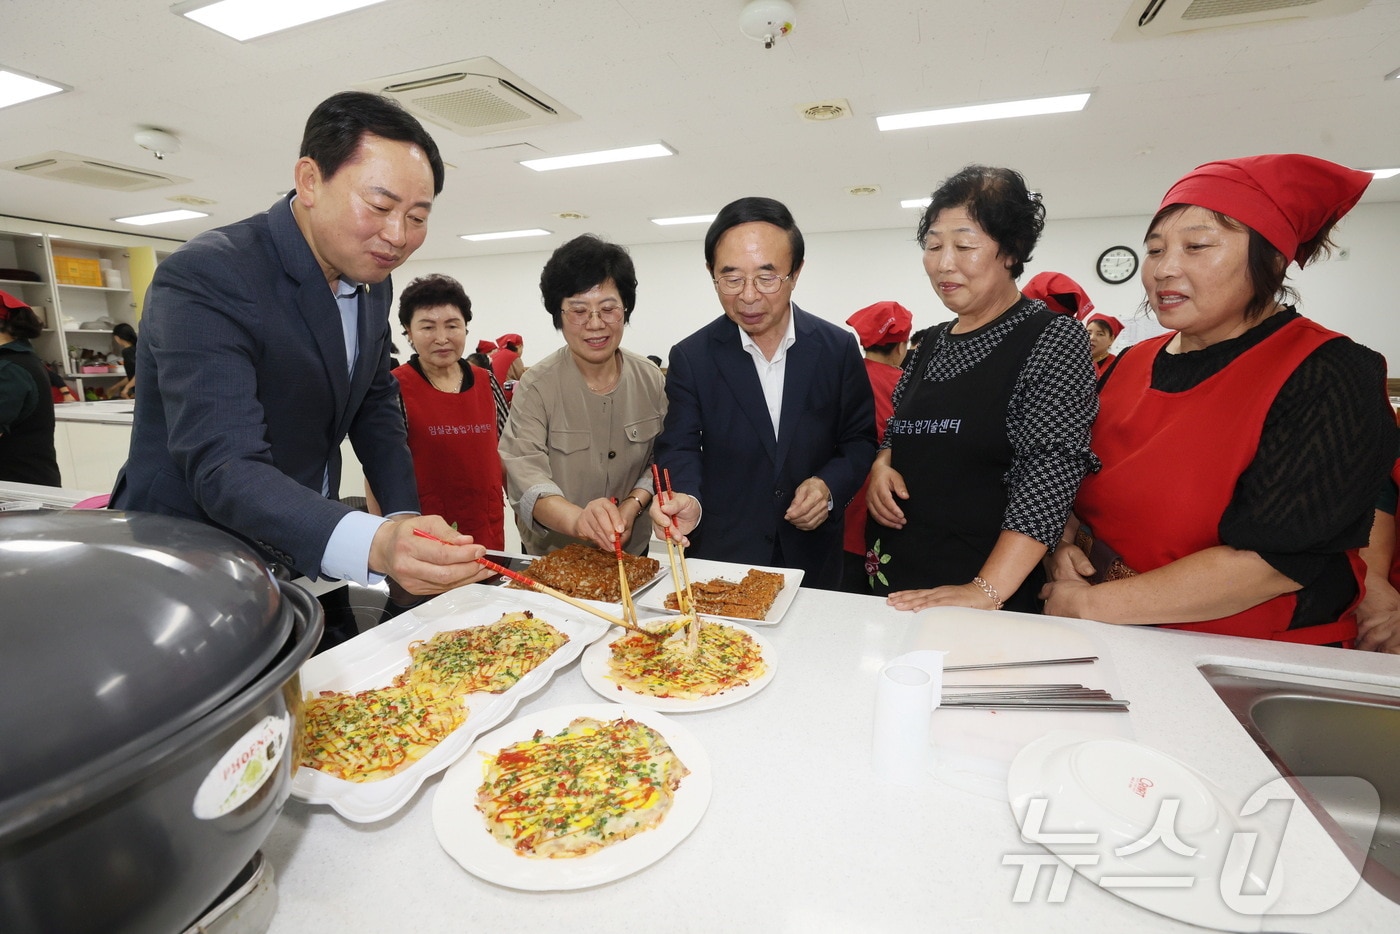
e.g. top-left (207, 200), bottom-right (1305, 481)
top-left (112, 92), bottom-right (491, 594)
top-left (651, 197), bottom-right (876, 590)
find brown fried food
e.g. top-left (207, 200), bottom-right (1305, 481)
top-left (663, 568), bottom-right (785, 620)
top-left (514, 542), bottom-right (660, 602)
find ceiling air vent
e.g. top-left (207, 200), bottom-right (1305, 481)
top-left (3, 151), bottom-right (189, 191)
top-left (1115, 0), bottom-right (1370, 38)
top-left (356, 57), bottom-right (579, 137)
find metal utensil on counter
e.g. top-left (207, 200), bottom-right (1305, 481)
top-left (939, 680), bottom-right (1129, 711)
top-left (943, 655), bottom-right (1098, 672)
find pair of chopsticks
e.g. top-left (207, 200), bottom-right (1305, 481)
top-left (410, 528), bottom-right (658, 637)
top-left (612, 521), bottom-right (640, 632)
top-left (652, 464), bottom-right (700, 653)
top-left (940, 683), bottom-right (1129, 711)
top-left (944, 655), bottom-right (1098, 672)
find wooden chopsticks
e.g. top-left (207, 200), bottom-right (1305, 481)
top-left (652, 464), bottom-right (700, 653)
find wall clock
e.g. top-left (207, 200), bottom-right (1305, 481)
top-left (1096, 245), bottom-right (1138, 284)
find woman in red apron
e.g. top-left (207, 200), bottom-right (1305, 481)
top-left (1083, 313), bottom-right (1122, 377)
top-left (371, 274), bottom-right (507, 549)
top-left (1045, 155), bottom-right (1396, 645)
top-left (865, 166), bottom-right (1098, 613)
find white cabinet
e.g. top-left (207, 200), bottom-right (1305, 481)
top-left (0, 220), bottom-right (173, 399)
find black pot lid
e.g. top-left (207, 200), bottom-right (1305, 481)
top-left (0, 511), bottom-right (292, 804)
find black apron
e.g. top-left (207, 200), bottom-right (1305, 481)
top-left (0, 342), bottom-right (61, 487)
top-left (865, 304), bottom-right (1052, 612)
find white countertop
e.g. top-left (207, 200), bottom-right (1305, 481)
top-left (263, 586), bottom-right (1400, 933)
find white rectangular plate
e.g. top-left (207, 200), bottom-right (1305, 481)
top-left (290, 588), bottom-right (608, 822)
top-left (636, 558), bottom-right (803, 625)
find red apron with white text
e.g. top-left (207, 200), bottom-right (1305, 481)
top-left (1076, 317), bottom-right (1358, 644)
top-left (393, 365), bottom-right (505, 549)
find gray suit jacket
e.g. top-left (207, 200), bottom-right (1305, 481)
top-left (111, 195), bottom-right (418, 577)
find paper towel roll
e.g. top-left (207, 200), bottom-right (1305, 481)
top-left (872, 660), bottom-right (936, 785)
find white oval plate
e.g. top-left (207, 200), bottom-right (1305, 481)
top-left (432, 703), bottom-right (712, 890)
top-left (579, 622), bottom-right (777, 711)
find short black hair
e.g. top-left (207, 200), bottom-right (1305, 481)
top-left (909, 326), bottom-right (934, 348)
top-left (704, 197), bottom-right (804, 273)
top-left (867, 342), bottom-right (900, 356)
top-left (917, 165), bottom-right (1044, 278)
top-left (0, 303), bottom-right (42, 340)
top-left (112, 322), bottom-right (137, 344)
top-left (646, 354), bottom-right (663, 368)
top-left (300, 91), bottom-right (445, 195)
top-left (539, 235), bottom-right (637, 330)
top-left (466, 352), bottom-right (491, 369)
top-left (397, 274), bottom-right (472, 331)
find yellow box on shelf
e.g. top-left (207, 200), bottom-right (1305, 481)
top-left (53, 256), bottom-right (104, 287)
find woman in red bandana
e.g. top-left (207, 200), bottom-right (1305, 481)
top-left (1083, 312), bottom-right (1123, 377)
top-left (1044, 155), bottom-right (1397, 644)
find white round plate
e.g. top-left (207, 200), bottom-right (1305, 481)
top-left (1007, 731), bottom-right (1275, 931)
top-left (432, 703), bottom-right (712, 891)
top-left (579, 622), bottom-right (777, 712)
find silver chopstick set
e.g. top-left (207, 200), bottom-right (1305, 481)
top-left (938, 656), bottom-right (1129, 711)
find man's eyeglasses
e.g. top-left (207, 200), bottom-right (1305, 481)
top-left (712, 273), bottom-right (793, 295)
top-left (563, 305), bottom-right (624, 325)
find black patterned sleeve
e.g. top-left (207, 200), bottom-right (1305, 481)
top-left (1003, 316), bottom-right (1100, 546)
top-left (1219, 338), bottom-right (1395, 585)
top-left (878, 347), bottom-right (920, 451)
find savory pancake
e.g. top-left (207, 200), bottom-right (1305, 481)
top-left (476, 716), bottom-right (689, 858)
top-left (607, 620), bottom-right (766, 700)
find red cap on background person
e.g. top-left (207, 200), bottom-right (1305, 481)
top-left (1022, 271), bottom-right (1095, 319)
top-left (1083, 312), bottom-right (1124, 340)
top-left (475, 339), bottom-right (497, 354)
top-left (845, 301), bottom-right (913, 349)
top-left (1158, 154), bottom-right (1372, 265)
top-left (0, 288), bottom-right (28, 323)
top-left (496, 333), bottom-right (523, 350)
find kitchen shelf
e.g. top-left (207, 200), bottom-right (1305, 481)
top-left (65, 372), bottom-right (123, 379)
top-left (65, 328), bottom-right (114, 334)
top-left (55, 283), bottom-right (130, 293)
top-left (0, 277), bottom-right (43, 287)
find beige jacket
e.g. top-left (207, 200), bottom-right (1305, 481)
top-left (499, 346), bottom-right (666, 555)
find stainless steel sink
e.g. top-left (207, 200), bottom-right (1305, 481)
top-left (1199, 663), bottom-right (1400, 905)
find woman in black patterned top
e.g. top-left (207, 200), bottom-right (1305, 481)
top-left (865, 166), bottom-right (1098, 613)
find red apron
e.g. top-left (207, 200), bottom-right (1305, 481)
top-left (1076, 317), bottom-right (1358, 644)
top-left (1093, 352), bottom-right (1116, 377)
top-left (393, 364), bottom-right (505, 549)
top-left (491, 348), bottom-right (519, 403)
top-left (843, 358), bottom-right (902, 555)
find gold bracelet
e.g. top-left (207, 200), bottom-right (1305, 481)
top-left (971, 576), bottom-right (1004, 611)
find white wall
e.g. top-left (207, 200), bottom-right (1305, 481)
top-left (398, 201), bottom-right (1400, 370)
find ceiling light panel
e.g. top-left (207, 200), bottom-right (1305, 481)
top-left (460, 229), bottom-right (552, 242)
top-left (651, 214), bottom-right (716, 226)
top-left (877, 93), bottom-right (1091, 131)
top-left (520, 143), bottom-right (674, 172)
top-left (0, 68), bottom-right (67, 109)
top-left (173, 0), bottom-right (389, 41)
top-left (115, 209), bottom-right (209, 226)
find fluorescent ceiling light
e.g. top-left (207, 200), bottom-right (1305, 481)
top-left (520, 143), bottom-right (674, 172)
top-left (651, 214), bottom-right (716, 226)
top-left (1365, 167), bottom-right (1400, 179)
top-left (460, 229), bottom-right (552, 242)
top-left (114, 209), bottom-right (209, 226)
top-left (877, 93), bottom-right (1091, 132)
top-left (0, 68), bottom-right (67, 109)
top-left (174, 0), bottom-right (388, 41)
top-left (900, 198), bottom-right (931, 210)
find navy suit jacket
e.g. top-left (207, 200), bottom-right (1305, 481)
top-left (111, 195), bottom-right (418, 577)
top-left (654, 306), bottom-right (876, 589)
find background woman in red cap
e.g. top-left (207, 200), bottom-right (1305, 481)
top-left (0, 289), bottom-right (62, 486)
top-left (841, 299), bottom-right (913, 591)
top-left (491, 332), bottom-right (526, 403)
top-left (1045, 154), bottom-right (1397, 646)
top-left (1082, 312), bottom-right (1123, 376)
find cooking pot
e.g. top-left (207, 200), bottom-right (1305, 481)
top-left (0, 510), bottom-right (323, 934)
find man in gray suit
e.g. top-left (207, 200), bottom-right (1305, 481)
top-left (112, 92), bottom-right (490, 594)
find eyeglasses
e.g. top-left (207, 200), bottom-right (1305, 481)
top-left (563, 305), bottom-right (625, 325)
top-left (712, 273), bottom-right (793, 295)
